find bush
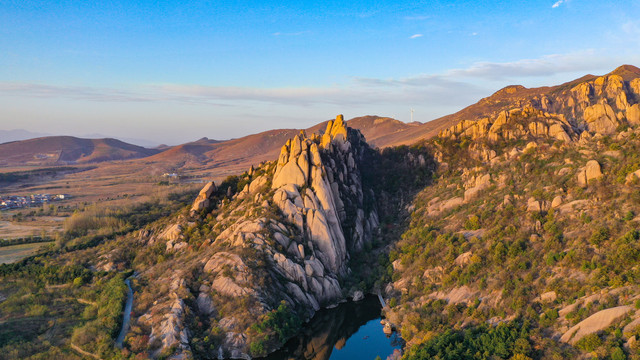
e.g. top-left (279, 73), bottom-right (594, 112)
top-left (611, 346), bottom-right (626, 360)
top-left (464, 215), bottom-right (481, 230)
top-left (404, 322), bottom-right (532, 360)
top-left (575, 333), bottom-right (602, 352)
top-left (248, 301), bottom-right (301, 356)
top-left (589, 227), bottom-right (610, 247)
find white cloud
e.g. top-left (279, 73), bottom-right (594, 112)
top-left (0, 50), bottom-right (633, 126)
top-left (444, 50), bottom-right (622, 80)
top-left (409, 34), bottom-right (423, 39)
top-left (552, 0), bottom-right (564, 8)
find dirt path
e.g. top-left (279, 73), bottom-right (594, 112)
top-left (76, 298), bottom-right (98, 306)
top-left (70, 343), bottom-right (102, 360)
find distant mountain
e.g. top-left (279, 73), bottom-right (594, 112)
top-left (139, 116), bottom-right (420, 176)
top-left (80, 133), bottom-right (163, 148)
top-left (0, 129), bottom-right (50, 144)
top-left (0, 117), bottom-right (417, 170)
top-left (9, 65), bottom-right (640, 360)
top-left (0, 136), bottom-right (161, 166)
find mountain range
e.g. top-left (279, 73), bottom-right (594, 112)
top-left (4, 65), bottom-right (640, 360)
top-left (6, 65), bottom-right (639, 172)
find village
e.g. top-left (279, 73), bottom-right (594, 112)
top-left (0, 193), bottom-right (70, 211)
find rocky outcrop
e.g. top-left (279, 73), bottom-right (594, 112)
top-left (584, 102), bottom-right (619, 135)
top-left (560, 306), bottom-right (633, 344)
top-left (438, 66), bottom-right (640, 146)
top-left (577, 160), bottom-right (603, 187)
top-left (267, 115), bottom-right (380, 308)
top-left (143, 277), bottom-right (194, 359)
top-left (142, 115), bottom-right (386, 358)
top-left (190, 181), bottom-right (217, 215)
top-left (270, 116), bottom-right (379, 275)
top-left (439, 106), bottom-right (574, 144)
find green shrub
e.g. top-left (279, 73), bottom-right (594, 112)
top-left (403, 322), bottom-right (532, 360)
top-left (464, 215), bottom-right (481, 230)
top-left (589, 227), bottom-right (610, 247)
top-left (575, 333), bottom-right (602, 352)
top-left (611, 346), bottom-right (626, 360)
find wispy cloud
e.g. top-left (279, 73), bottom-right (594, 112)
top-left (0, 82), bottom-right (230, 106)
top-left (355, 50), bottom-right (620, 87)
top-left (552, 0), bottom-right (564, 8)
top-left (0, 83), bottom-right (155, 103)
top-left (0, 51), bottom-right (632, 117)
top-left (409, 34), bottom-right (423, 39)
top-left (445, 50), bottom-right (620, 80)
top-left (0, 77), bottom-right (483, 110)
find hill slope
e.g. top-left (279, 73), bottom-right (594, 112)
top-left (385, 64), bottom-right (640, 360)
top-left (139, 116), bottom-right (418, 177)
top-left (5, 66), bottom-right (640, 360)
top-left (0, 136), bottom-right (160, 166)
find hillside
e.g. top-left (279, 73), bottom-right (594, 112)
top-left (122, 115), bottom-right (432, 358)
top-left (0, 136), bottom-right (160, 166)
top-left (138, 116), bottom-right (418, 177)
top-left (4, 66), bottom-right (640, 360)
top-left (385, 64), bottom-right (640, 360)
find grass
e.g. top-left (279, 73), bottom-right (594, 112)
top-left (0, 242), bottom-right (50, 264)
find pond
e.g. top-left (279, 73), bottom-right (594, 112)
top-left (262, 296), bottom-right (403, 360)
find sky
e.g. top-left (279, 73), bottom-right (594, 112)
top-left (1, 0), bottom-right (639, 145)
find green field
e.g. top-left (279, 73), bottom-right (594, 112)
top-left (0, 243), bottom-right (49, 264)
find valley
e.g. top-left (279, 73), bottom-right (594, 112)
top-left (3, 65), bottom-right (640, 360)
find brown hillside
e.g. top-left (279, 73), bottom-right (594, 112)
top-left (0, 136), bottom-right (160, 166)
top-left (139, 116), bottom-right (417, 176)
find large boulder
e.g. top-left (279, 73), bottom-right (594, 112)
top-left (584, 103), bottom-right (619, 135)
top-left (586, 160), bottom-right (603, 181)
top-left (561, 306), bottom-right (633, 344)
top-left (627, 104), bottom-right (640, 125)
top-left (190, 181), bottom-right (217, 215)
top-left (577, 160), bottom-right (603, 187)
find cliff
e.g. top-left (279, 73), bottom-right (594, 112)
top-left (133, 115), bottom-right (383, 358)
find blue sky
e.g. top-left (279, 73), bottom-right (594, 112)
top-left (1, 0), bottom-right (639, 145)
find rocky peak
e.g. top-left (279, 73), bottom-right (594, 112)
top-left (157, 115), bottom-right (381, 358)
top-left (610, 64), bottom-right (640, 81)
top-left (491, 85), bottom-right (527, 97)
top-left (321, 114), bottom-right (349, 147)
top-left (271, 114), bottom-right (377, 274)
top-left (437, 65), bottom-right (640, 149)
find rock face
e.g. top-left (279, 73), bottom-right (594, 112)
top-left (560, 306), bottom-right (633, 344)
top-left (577, 160), bottom-right (603, 187)
top-left (142, 115), bottom-right (387, 358)
top-left (438, 67), bottom-right (640, 147)
top-left (271, 115), bottom-right (379, 276)
top-left (439, 106), bottom-right (575, 144)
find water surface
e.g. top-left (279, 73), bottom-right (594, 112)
top-left (116, 278), bottom-right (134, 348)
top-left (263, 296), bottom-right (402, 360)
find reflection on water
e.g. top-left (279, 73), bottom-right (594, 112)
top-left (262, 296), bottom-right (402, 360)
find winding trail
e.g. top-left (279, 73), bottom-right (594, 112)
top-left (115, 277), bottom-right (134, 348)
top-left (70, 343), bottom-right (102, 360)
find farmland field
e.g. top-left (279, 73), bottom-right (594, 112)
top-left (0, 242), bottom-right (50, 264)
